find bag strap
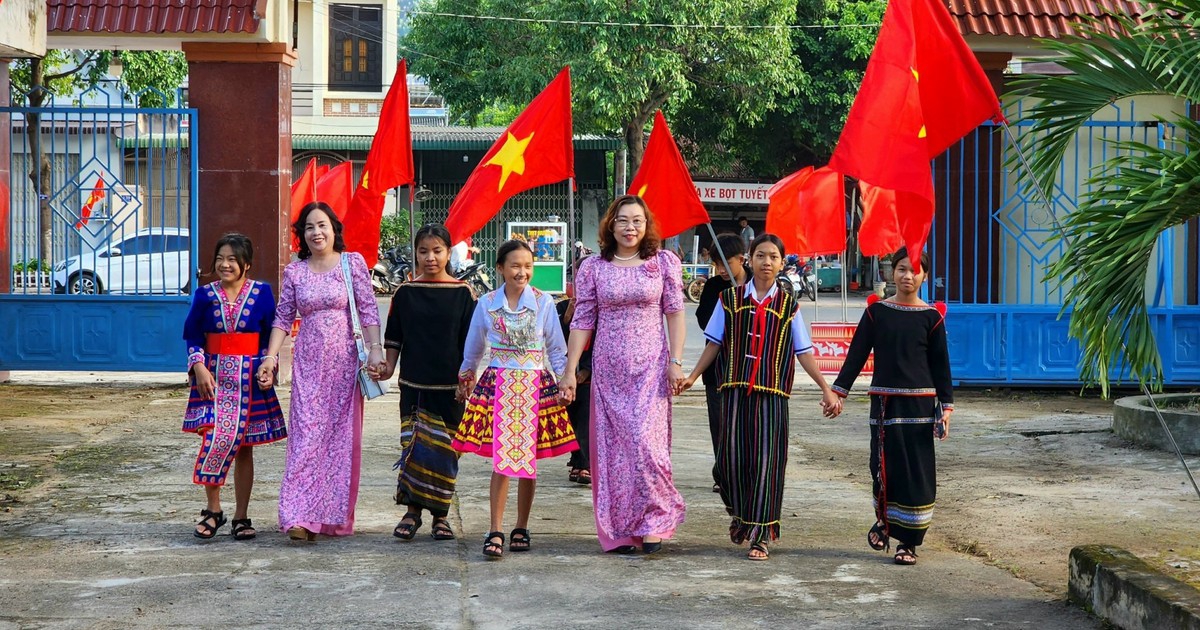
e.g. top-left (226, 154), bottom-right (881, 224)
top-left (341, 253), bottom-right (368, 358)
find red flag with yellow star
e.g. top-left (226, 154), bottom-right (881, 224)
top-left (445, 67), bottom-right (574, 243)
top-left (828, 0), bottom-right (1002, 270)
top-left (344, 60), bottom-right (414, 267)
top-left (626, 110), bottom-right (710, 239)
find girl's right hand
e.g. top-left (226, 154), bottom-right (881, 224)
top-left (376, 361), bottom-right (396, 382)
top-left (679, 375), bottom-right (697, 393)
top-left (193, 365), bottom-right (216, 400)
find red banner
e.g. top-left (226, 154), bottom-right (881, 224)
top-left (811, 322), bottom-right (873, 377)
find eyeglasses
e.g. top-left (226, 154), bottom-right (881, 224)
top-left (614, 218), bottom-right (646, 229)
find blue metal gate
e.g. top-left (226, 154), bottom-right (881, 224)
top-left (928, 99), bottom-right (1200, 386)
top-left (0, 85), bottom-right (199, 372)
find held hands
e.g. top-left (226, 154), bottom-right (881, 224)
top-left (456, 376), bottom-right (476, 402)
top-left (679, 374), bottom-right (697, 393)
top-left (819, 390), bottom-right (843, 418)
top-left (366, 347), bottom-right (386, 380)
top-left (558, 372), bottom-right (577, 405)
top-left (192, 365), bottom-right (216, 400)
top-left (669, 364), bottom-right (686, 396)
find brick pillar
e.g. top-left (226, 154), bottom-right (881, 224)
top-left (182, 43), bottom-right (296, 292)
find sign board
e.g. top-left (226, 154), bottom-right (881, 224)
top-left (692, 181), bottom-right (772, 205)
top-left (811, 321), bottom-right (873, 377)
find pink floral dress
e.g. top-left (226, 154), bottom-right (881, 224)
top-left (570, 250), bottom-right (687, 551)
top-left (272, 253), bottom-right (379, 536)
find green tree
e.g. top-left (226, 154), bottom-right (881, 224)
top-left (1015, 0), bottom-right (1199, 395)
top-left (674, 0), bottom-right (884, 178)
top-left (10, 50), bottom-right (188, 261)
top-left (405, 1), bottom-right (800, 172)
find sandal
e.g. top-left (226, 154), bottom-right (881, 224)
top-left (483, 531), bottom-right (505, 559)
top-left (430, 517), bottom-right (456, 540)
top-left (867, 521), bottom-right (889, 551)
top-left (287, 526), bottom-right (317, 542)
top-left (894, 545), bottom-right (918, 565)
top-left (610, 545), bottom-right (638, 554)
top-left (575, 469), bottom-right (591, 485)
top-left (748, 543), bottom-right (770, 561)
top-left (509, 528), bottom-right (531, 552)
top-left (193, 509), bottom-right (226, 539)
top-left (231, 518), bottom-right (256, 541)
top-left (393, 512), bottom-right (422, 540)
top-left (568, 467), bottom-right (581, 483)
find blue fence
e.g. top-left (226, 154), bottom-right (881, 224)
top-left (928, 99), bottom-right (1200, 385)
top-left (0, 85), bottom-right (199, 372)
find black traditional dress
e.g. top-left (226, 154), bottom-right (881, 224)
top-left (832, 300), bottom-right (954, 548)
top-left (703, 282), bottom-right (814, 545)
top-left (695, 273), bottom-right (734, 484)
top-left (384, 280), bottom-right (476, 518)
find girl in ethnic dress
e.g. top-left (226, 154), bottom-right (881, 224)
top-left (832, 247), bottom-right (953, 566)
top-left (377, 224), bottom-right (476, 542)
top-left (683, 233), bottom-right (842, 561)
top-left (559, 194), bottom-right (688, 555)
top-left (183, 233), bottom-right (286, 540)
top-left (259, 202), bottom-right (384, 542)
top-left (454, 240), bottom-right (577, 559)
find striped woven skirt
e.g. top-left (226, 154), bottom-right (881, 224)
top-left (453, 366), bottom-right (577, 479)
top-left (869, 394), bottom-right (938, 547)
top-left (395, 386), bottom-right (463, 518)
top-left (717, 388), bottom-right (789, 545)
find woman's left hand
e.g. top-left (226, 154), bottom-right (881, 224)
top-left (367, 347), bottom-right (385, 378)
top-left (937, 408), bottom-right (952, 441)
top-left (669, 364), bottom-right (685, 395)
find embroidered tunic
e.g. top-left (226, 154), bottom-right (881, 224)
top-left (453, 284), bottom-right (576, 478)
top-left (702, 281), bottom-right (815, 544)
top-left (832, 300), bottom-right (954, 547)
top-left (182, 280), bottom-right (286, 486)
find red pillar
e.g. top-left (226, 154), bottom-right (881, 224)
top-left (182, 43), bottom-right (296, 291)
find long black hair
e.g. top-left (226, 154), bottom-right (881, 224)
top-left (496, 239), bottom-right (534, 266)
top-left (749, 233), bottom-right (786, 257)
top-left (293, 202), bottom-right (346, 260)
top-left (890, 246), bottom-right (930, 272)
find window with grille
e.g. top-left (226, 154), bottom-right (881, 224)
top-left (329, 4), bottom-right (383, 92)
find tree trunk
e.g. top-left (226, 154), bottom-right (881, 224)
top-left (624, 115), bottom-right (648, 181)
top-left (25, 58), bottom-right (52, 265)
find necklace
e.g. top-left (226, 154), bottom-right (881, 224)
top-left (613, 251), bottom-right (639, 261)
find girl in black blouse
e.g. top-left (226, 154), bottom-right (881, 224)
top-left (832, 247), bottom-right (953, 566)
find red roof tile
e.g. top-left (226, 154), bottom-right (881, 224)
top-left (47, 0), bottom-right (263, 35)
top-left (947, 0), bottom-right (1146, 38)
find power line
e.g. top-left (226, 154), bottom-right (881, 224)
top-left (407, 10), bottom-right (881, 30)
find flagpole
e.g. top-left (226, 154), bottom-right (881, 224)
top-left (567, 177), bottom-right (576, 274)
top-left (1000, 119), bottom-right (1200, 502)
top-left (704, 223), bottom-right (741, 287)
top-left (407, 184), bottom-right (416, 262)
top-left (843, 187), bottom-right (855, 322)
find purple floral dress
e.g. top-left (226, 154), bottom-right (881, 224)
top-left (272, 253), bottom-right (379, 536)
top-left (571, 250), bottom-right (687, 551)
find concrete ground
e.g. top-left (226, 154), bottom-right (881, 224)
top-left (2, 300), bottom-right (1195, 629)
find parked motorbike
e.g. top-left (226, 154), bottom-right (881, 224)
top-left (456, 261), bottom-right (493, 297)
top-left (777, 254), bottom-right (818, 301)
top-left (372, 245), bottom-right (412, 294)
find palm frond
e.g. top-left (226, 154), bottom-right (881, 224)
top-left (1046, 116), bottom-right (1200, 395)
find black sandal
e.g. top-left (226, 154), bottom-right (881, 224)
top-left (509, 528), bottom-right (531, 552)
top-left (430, 517), bottom-right (456, 540)
top-left (231, 518), bottom-right (256, 541)
top-left (393, 512), bottom-right (422, 540)
top-left (575, 469), bottom-right (591, 485)
top-left (483, 531), bottom-right (505, 559)
top-left (867, 521), bottom-right (889, 551)
top-left (568, 467), bottom-right (581, 483)
top-left (193, 509), bottom-right (226, 539)
top-left (748, 543), bottom-right (770, 561)
top-left (894, 545), bottom-right (918, 565)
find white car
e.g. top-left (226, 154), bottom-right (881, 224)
top-left (52, 227), bottom-right (192, 295)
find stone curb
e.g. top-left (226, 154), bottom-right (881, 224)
top-left (1069, 544), bottom-right (1200, 630)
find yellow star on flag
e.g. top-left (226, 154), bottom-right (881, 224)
top-left (486, 131), bottom-right (535, 192)
top-left (909, 68), bottom-right (927, 139)
top-left (638, 184), bottom-right (648, 196)
top-left (361, 169), bottom-right (370, 190)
